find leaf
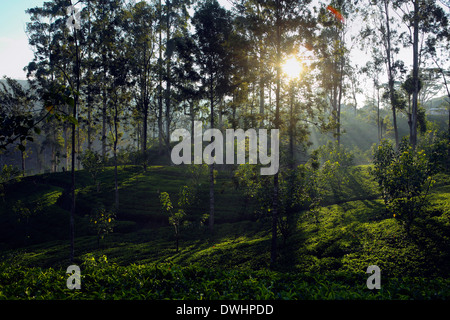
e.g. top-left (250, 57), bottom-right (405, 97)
top-left (46, 105), bottom-right (55, 114)
top-left (67, 116), bottom-right (79, 126)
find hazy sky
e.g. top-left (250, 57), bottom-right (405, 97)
top-left (0, 0), bottom-right (45, 80)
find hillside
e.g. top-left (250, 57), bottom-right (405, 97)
top-left (0, 164), bottom-right (449, 299)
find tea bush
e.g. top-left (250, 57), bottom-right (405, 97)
top-left (1, 256), bottom-right (449, 300)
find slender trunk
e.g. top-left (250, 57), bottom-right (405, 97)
top-left (384, 0), bottom-right (399, 148)
top-left (271, 0), bottom-right (281, 267)
top-left (258, 4), bottom-right (265, 129)
top-left (336, 39), bottom-right (344, 146)
top-left (190, 100), bottom-right (195, 138)
top-left (410, 0), bottom-right (420, 149)
top-left (165, 0), bottom-right (172, 154)
top-left (209, 78), bottom-right (215, 233)
top-left (259, 61), bottom-right (265, 128)
top-left (158, 0), bottom-right (163, 155)
top-left (70, 28), bottom-right (80, 263)
top-left (289, 87), bottom-right (294, 168)
top-left (51, 132), bottom-right (56, 173)
top-left (87, 0), bottom-right (92, 152)
top-left (64, 124), bottom-right (69, 170)
top-left (87, 96), bottom-right (92, 151)
top-left (102, 53), bottom-right (107, 161)
top-left (114, 143), bottom-right (118, 211)
top-left (377, 86), bottom-right (381, 141)
top-left (143, 106), bottom-right (148, 171)
top-left (113, 96), bottom-right (119, 212)
top-left (77, 125), bottom-right (81, 170)
top-left (21, 151), bottom-right (25, 177)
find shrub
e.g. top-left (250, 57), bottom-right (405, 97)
top-left (90, 205), bottom-right (116, 248)
top-left (80, 150), bottom-right (104, 192)
top-left (371, 138), bottom-right (435, 235)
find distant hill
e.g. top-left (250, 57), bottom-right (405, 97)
top-left (423, 95), bottom-right (449, 115)
top-left (0, 78), bottom-right (31, 90)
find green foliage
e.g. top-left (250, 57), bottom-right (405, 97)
top-left (1, 258), bottom-right (449, 300)
top-left (90, 206), bottom-right (116, 248)
top-left (317, 141), bottom-right (354, 168)
top-left (417, 129), bottom-right (450, 172)
top-left (0, 165), bottom-right (20, 201)
top-left (0, 164), bottom-right (449, 300)
top-left (80, 150), bottom-right (104, 192)
top-left (371, 138), bottom-right (436, 234)
top-left (13, 199), bottom-right (44, 224)
top-left (160, 185), bottom-right (196, 252)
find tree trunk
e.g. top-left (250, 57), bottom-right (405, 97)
top-left (143, 106), bottom-right (148, 171)
top-left (70, 28), bottom-right (80, 263)
top-left (209, 80), bottom-right (215, 233)
top-left (377, 86), bottom-right (381, 141)
top-left (288, 87), bottom-right (294, 168)
top-left (87, 0), bottom-right (93, 152)
top-left (384, 0), bottom-right (399, 148)
top-left (336, 56), bottom-right (344, 145)
top-left (410, 0), bottom-right (420, 149)
top-left (271, 0), bottom-right (281, 267)
top-left (158, 0), bottom-right (164, 155)
top-left (114, 100), bottom-right (119, 212)
top-left (165, 0), bottom-right (172, 155)
top-left (21, 150), bottom-right (26, 177)
top-left (102, 52), bottom-right (108, 161)
top-left (102, 90), bottom-right (107, 161)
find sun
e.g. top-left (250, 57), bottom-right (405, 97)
top-left (282, 56), bottom-right (302, 80)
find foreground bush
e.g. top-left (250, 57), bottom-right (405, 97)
top-left (1, 256), bottom-right (449, 300)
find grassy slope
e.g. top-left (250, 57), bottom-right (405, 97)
top-left (0, 164), bottom-right (449, 299)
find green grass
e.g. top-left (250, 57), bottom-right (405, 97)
top-left (0, 164), bottom-right (449, 299)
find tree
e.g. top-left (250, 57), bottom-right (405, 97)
top-left (361, 50), bottom-right (384, 141)
top-left (316, 1), bottom-right (354, 145)
top-left (192, 0), bottom-right (233, 233)
top-left (0, 165), bottom-right (20, 202)
top-left (163, 0), bottom-right (192, 154)
top-left (90, 205), bottom-right (116, 248)
top-left (160, 186), bottom-right (193, 252)
top-left (124, 1), bottom-right (157, 171)
top-left (88, 0), bottom-right (126, 164)
top-left (0, 77), bottom-right (40, 154)
top-left (394, 0), bottom-right (449, 148)
top-left (371, 138), bottom-right (436, 236)
top-left (80, 150), bottom-right (104, 192)
top-left (423, 10), bottom-right (450, 150)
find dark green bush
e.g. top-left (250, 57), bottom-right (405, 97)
top-left (1, 257), bottom-right (449, 300)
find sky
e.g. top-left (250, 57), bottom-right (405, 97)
top-left (0, 0), bottom-right (45, 80)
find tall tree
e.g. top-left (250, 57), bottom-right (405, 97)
top-left (361, 0), bottom-right (405, 148)
top-left (161, 0), bottom-right (192, 153)
top-left (124, 1), bottom-right (156, 170)
top-left (193, 0), bottom-right (233, 233)
top-left (316, 1), bottom-right (353, 145)
top-left (394, 0), bottom-right (449, 148)
top-left (240, 0), bottom-right (314, 266)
